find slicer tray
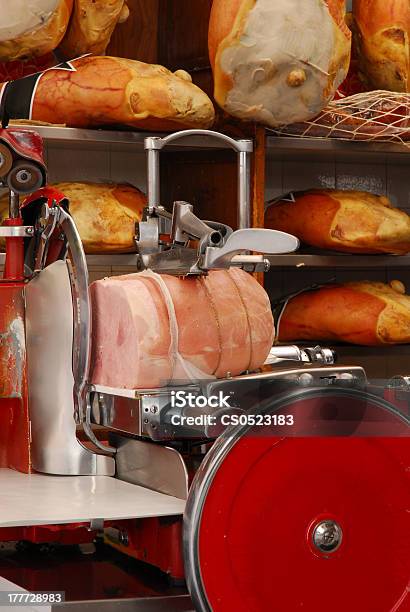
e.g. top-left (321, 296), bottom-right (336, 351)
top-left (0, 469), bottom-right (185, 528)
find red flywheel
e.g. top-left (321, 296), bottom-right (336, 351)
top-left (184, 387), bottom-right (410, 612)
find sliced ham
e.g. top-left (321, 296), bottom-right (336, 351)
top-left (90, 269), bottom-right (274, 389)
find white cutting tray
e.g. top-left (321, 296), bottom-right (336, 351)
top-left (0, 469), bottom-right (185, 528)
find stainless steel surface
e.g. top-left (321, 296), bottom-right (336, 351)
top-left (92, 365), bottom-right (367, 441)
top-left (147, 148), bottom-right (160, 211)
top-left (112, 434), bottom-right (189, 500)
top-left (0, 225), bottom-right (33, 237)
top-left (25, 260), bottom-right (114, 475)
top-left (389, 376), bottom-right (410, 390)
top-left (171, 202), bottom-right (223, 248)
top-left (7, 124), bottom-right (409, 158)
top-left (8, 190), bottom-right (19, 218)
top-left (265, 345), bottom-right (336, 365)
top-left (202, 228), bottom-right (299, 269)
top-left (58, 208), bottom-right (91, 425)
top-left (266, 253), bottom-right (410, 267)
top-left (312, 520), bottom-right (343, 554)
top-left (267, 135), bottom-right (410, 156)
top-left (5, 252), bottom-right (410, 269)
top-left (137, 201), bottom-right (298, 275)
top-left (144, 130), bottom-right (253, 229)
top-left (238, 150), bottom-right (251, 228)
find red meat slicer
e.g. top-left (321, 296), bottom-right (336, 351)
top-left (0, 128), bottom-right (408, 612)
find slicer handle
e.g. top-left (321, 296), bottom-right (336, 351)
top-left (203, 228), bottom-right (299, 269)
top-left (145, 130), bottom-right (253, 229)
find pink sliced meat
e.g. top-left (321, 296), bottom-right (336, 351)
top-left (90, 269), bottom-right (274, 390)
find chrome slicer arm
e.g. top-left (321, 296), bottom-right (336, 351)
top-left (139, 130), bottom-right (300, 276)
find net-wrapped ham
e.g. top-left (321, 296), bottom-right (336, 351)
top-left (265, 190), bottom-right (410, 255)
top-left (352, 0), bottom-right (409, 92)
top-left (270, 91), bottom-right (410, 144)
top-left (90, 269), bottom-right (275, 389)
top-left (278, 280), bottom-right (410, 346)
top-left (59, 0), bottom-right (129, 57)
top-left (208, 0), bottom-right (351, 127)
top-left (0, 56), bottom-right (215, 131)
top-left (0, 0), bottom-right (72, 61)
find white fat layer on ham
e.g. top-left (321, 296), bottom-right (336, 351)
top-left (0, 0), bottom-right (59, 41)
top-left (220, 0), bottom-right (344, 126)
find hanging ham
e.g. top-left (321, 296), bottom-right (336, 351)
top-left (0, 0), bottom-right (72, 61)
top-left (265, 190), bottom-right (410, 254)
top-left (278, 280), bottom-right (410, 346)
top-left (352, 0), bottom-right (410, 92)
top-left (90, 269), bottom-right (275, 389)
top-left (208, 0), bottom-right (352, 127)
top-left (59, 0), bottom-right (129, 57)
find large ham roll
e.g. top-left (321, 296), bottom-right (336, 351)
top-left (278, 280), bottom-right (410, 346)
top-left (59, 0), bottom-right (129, 57)
top-left (90, 269), bottom-right (275, 389)
top-left (0, 56), bottom-right (215, 131)
top-left (0, 182), bottom-right (146, 253)
top-left (0, 0), bottom-right (72, 61)
top-left (265, 190), bottom-right (410, 255)
top-left (208, 0), bottom-right (352, 127)
top-left (353, 0), bottom-right (410, 92)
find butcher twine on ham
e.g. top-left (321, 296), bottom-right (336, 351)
top-left (90, 269), bottom-right (275, 390)
top-left (208, 0), bottom-right (351, 127)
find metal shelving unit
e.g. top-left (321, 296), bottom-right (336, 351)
top-left (267, 253), bottom-right (410, 268)
top-left (2, 129), bottom-right (409, 271)
top-left (266, 135), bottom-right (410, 158)
top-left (10, 124), bottom-right (238, 150)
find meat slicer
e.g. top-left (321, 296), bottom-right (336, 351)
top-left (0, 128), bottom-right (408, 612)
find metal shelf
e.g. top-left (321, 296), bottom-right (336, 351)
top-left (1, 252), bottom-right (409, 269)
top-left (267, 135), bottom-right (410, 157)
top-left (0, 253), bottom-right (140, 269)
top-left (10, 125), bottom-right (410, 158)
top-left (10, 124), bottom-right (239, 150)
top-left (267, 253), bottom-right (410, 268)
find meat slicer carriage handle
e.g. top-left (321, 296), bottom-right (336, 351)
top-left (202, 228), bottom-right (299, 269)
top-left (145, 130), bottom-right (254, 229)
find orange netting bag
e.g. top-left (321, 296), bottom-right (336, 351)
top-left (270, 91), bottom-right (410, 147)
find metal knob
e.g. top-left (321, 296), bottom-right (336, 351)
top-left (312, 520), bottom-right (343, 554)
top-left (298, 372), bottom-right (314, 386)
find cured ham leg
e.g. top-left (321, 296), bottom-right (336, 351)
top-left (209, 0), bottom-right (351, 126)
top-left (279, 281), bottom-right (410, 346)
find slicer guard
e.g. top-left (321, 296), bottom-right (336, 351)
top-left (138, 130), bottom-right (299, 275)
